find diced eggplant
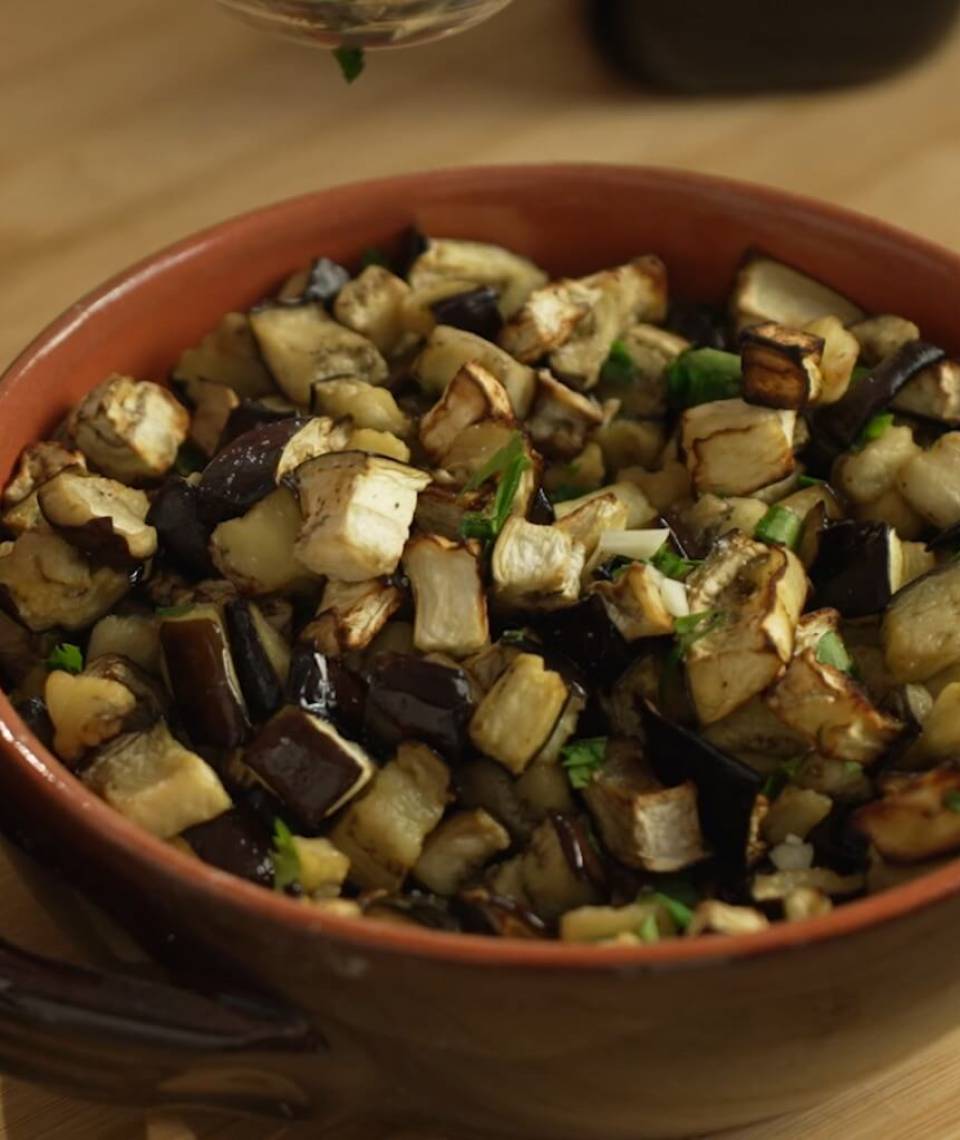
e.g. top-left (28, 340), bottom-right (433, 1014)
top-left (83, 653), bottom-right (169, 728)
top-left (418, 363), bottom-right (514, 463)
top-left (359, 889), bottom-right (458, 930)
top-left (331, 740), bottom-right (451, 890)
top-left (403, 534), bottom-right (488, 658)
top-left (172, 312), bottom-right (276, 399)
top-left (332, 265), bottom-right (413, 357)
top-left (762, 786), bottom-right (833, 846)
top-left (856, 769), bottom-right (960, 864)
top-left (249, 303), bottom-right (388, 406)
top-left (44, 669), bottom-right (137, 767)
top-left (13, 695), bottom-right (54, 750)
top-left (730, 253), bottom-right (865, 334)
top-left (274, 416), bottom-right (352, 484)
top-left (497, 280), bottom-right (595, 366)
top-left (553, 494), bottom-right (630, 568)
top-left (159, 604), bottom-right (249, 749)
top-left (883, 559), bottom-right (960, 682)
top-left (526, 485), bottom-right (556, 525)
top-left (891, 359), bottom-right (960, 425)
top-left (345, 427), bottom-right (410, 463)
top-left (553, 482), bottom-right (657, 529)
top-left (180, 807), bottom-right (274, 887)
top-left (751, 867), bottom-right (865, 903)
top-left (591, 562), bottom-right (677, 641)
top-left (412, 325), bottom-right (537, 418)
top-left (811, 340), bottom-right (946, 459)
top-left (172, 375), bottom-right (239, 458)
top-left (286, 643), bottom-right (367, 732)
top-left (196, 418), bottom-right (305, 526)
top-left (2, 490), bottom-right (49, 537)
top-left (681, 399), bottom-right (796, 496)
top-left (224, 599), bottom-right (291, 722)
top-left (315, 577), bottom-right (403, 653)
top-left (490, 816), bottom-right (602, 922)
top-left (686, 900), bottom-right (770, 937)
top-left (526, 372), bottom-right (605, 462)
top-left (220, 395), bottom-right (300, 446)
top-left (456, 757), bottom-right (535, 843)
top-left (211, 487), bottom-right (312, 596)
top-left (782, 888), bottom-right (833, 922)
top-left (897, 432), bottom-right (960, 529)
top-left (430, 286), bottom-right (503, 342)
top-left (3, 441), bottom-right (87, 508)
top-left (702, 696), bottom-right (808, 769)
top-left (529, 595), bottom-right (631, 689)
top-left (454, 888), bottom-right (547, 938)
top-left (491, 517), bottom-right (585, 611)
top-left (243, 706), bottom-right (374, 830)
top-left (364, 651), bottom-right (474, 761)
top-left (740, 322), bottom-right (824, 409)
top-left (146, 477), bottom-right (215, 579)
top-left (685, 533), bottom-right (807, 724)
top-left (37, 470), bottom-right (156, 568)
top-left (293, 451), bottom-right (430, 582)
top-left (293, 836), bottom-right (351, 898)
top-left (582, 738), bottom-right (707, 872)
top-left (68, 375), bottom-right (189, 484)
top-left (83, 721), bottom-right (231, 841)
top-left (87, 613), bottom-right (162, 675)
top-left (910, 681), bottom-right (960, 762)
top-left (849, 314), bottom-right (921, 366)
top-left (469, 653), bottom-right (570, 776)
top-left (413, 808), bottom-right (511, 895)
top-left (643, 700), bottom-right (764, 869)
top-left (408, 238), bottom-right (547, 319)
top-left (810, 521), bottom-right (902, 618)
top-left (310, 378), bottom-right (410, 438)
top-left (803, 316), bottom-right (860, 405)
top-left (280, 257), bottom-right (351, 305)
top-left (766, 610), bottom-right (902, 764)
top-left (0, 531), bottom-right (131, 632)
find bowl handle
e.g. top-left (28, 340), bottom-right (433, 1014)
top-left (0, 931), bottom-right (320, 1118)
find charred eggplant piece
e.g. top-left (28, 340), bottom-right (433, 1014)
top-left (220, 396), bottom-right (300, 446)
top-left (453, 888), bottom-right (547, 938)
top-left (642, 700), bottom-right (763, 869)
top-left (180, 807), bottom-right (275, 887)
top-left (13, 696), bottom-right (54, 750)
top-left (286, 643), bottom-right (367, 734)
top-left (159, 605), bottom-right (249, 749)
top-left (243, 706), bottom-right (374, 831)
top-left (430, 286), bottom-right (504, 342)
top-left (196, 418), bottom-right (305, 526)
top-left (146, 477), bottom-right (215, 578)
top-left (526, 485), bottom-right (556, 525)
top-left (666, 300), bottom-right (729, 350)
top-left (37, 471), bottom-right (156, 568)
top-left (225, 599), bottom-right (291, 722)
top-left (810, 520), bottom-right (901, 618)
top-left (360, 890), bottom-right (460, 931)
top-left (364, 651), bottom-right (474, 761)
top-left (528, 596), bottom-right (632, 689)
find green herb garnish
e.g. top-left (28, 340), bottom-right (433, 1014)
top-left (272, 819), bottom-right (301, 893)
top-left (46, 643), bottom-right (83, 675)
top-left (459, 432), bottom-right (531, 542)
top-left (944, 790), bottom-right (960, 813)
top-left (156, 604), bottom-right (194, 619)
top-left (600, 340), bottom-right (638, 387)
top-left (669, 610), bottom-right (723, 664)
top-left (174, 441), bottom-right (207, 477)
top-left (638, 912), bottom-right (661, 943)
top-left (665, 348), bottom-right (742, 409)
top-left (761, 757), bottom-right (806, 800)
top-left (754, 504), bottom-right (802, 550)
top-left (857, 412), bottom-right (894, 448)
top-left (850, 364), bottom-right (872, 384)
top-left (797, 475), bottom-right (826, 488)
top-left (652, 892), bottom-right (696, 931)
top-left (815, 630), bottom-right (854, 673)
top-left (650, 545), bottom-right (700, 580)
top-left (332, 45), bottom-right (365, 84)
top-left (561, 737), bottom-right (607, 790)
top-left (546, 484), bottom-right (585, 505)
top-left (500, 628), bottom-right (535, 646)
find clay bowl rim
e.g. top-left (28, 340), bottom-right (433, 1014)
top-left (3, 162), bottom-right (959, 974)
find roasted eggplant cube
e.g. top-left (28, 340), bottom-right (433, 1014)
top-left (37, 469), bottom-right (156, 568)
top-left (403, 534), bottom-right (489, 658)
top-left (892, 359), bottom-right (960, 425)
top-left (740, 322), bottom-right (824, 409)
top-left (897, 432), bottom-right (960, 529)
top-left (469, 653), bottom-right (570, 776)
top-left (44, 669), bottom-right (137, 767)
top-left (408, 238), bottom-right (547, 319)
top-left (810, 521), bottom-right (902, 619)
top-left (310, 379), bottom-right (410, 438)
top-left (243, 706), bottom-right (374, 831)
top-left (292, 836), bottom-right (351, 897)
top-left (172, 312), bottom-right (276, 399)
top-left (159, 604), bottom-right (249, 749)
top-left (430, 286), bottom-right (503, 342)
top-left (583, 739), bottom-right (707, 873)
top-left (316, 577), bottom-right (403, 654)
top-left (681, 399), bottom-right (797, 497)
top-left (412, 325), bottom-right (537, 418)
top-left (83, 721), bottom-right (231, 839)
top-left (196, 417), bottom-right (305, 526)
top-left (211, 487), bottom-right (312, 596)
top-left (225, 599), bottom-right (291, 722)
top-left (332, 265), bottom-right (412, 357)
top-left (731, 254), bottom-right (864, 334)
top-left (529, 595), bottom-right (631, 688)
top-left (293, 451), bottom-right (430, 582)
top-left (3, 441), bottom-right (87, 508)
top-left (286, 644), bottom-right (367, 732)
top-left (330, 740), bottom-right (451, 891)
top-left (147, 477), bottom-right (215, 579)
top-left (883, 559), bottom-right (960, 682)
top-left (592, 562), bottom-right (676, 641)
top-left (180, 807), bottom-right (275, 887)
top-left (491, 517), bottom-right (585, 611)
top-left (413, 808), bottom-right (511, 896)
top-left (364, 652), bottom-right (474, 761)
top-left (418, 362), bottom-right (514, 464)
top-left (68, 375), bottom-right (189, 484)
top-left (854, 766), bottom-right (960, 863)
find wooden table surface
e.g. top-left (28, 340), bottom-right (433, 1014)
top-left (5, 1), bottom-right (960, 1136)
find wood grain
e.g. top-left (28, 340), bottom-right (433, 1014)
top-left (4, 1), bottom-right (960, 1135)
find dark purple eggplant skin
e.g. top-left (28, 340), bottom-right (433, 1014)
top-left (242, 706), bottom-right (367, 831)
top-left (225, 600), bottom-right (285, 723)
top-left (526, 486), bottom-right (556, 525)
top-left (809, 520), bottom-right (896, 618)
top-left (431, 287), bottom-right (504, 342)
top-left (665, 300), bottom-right (729, 351)
top-left (220, 399), bottom-right (298, 448)
top-left (53, 519), bottom-right (141, 570)
top-left (286, 644), bottom-right (367, 734)
top-left (196, 418), bottom-right (305, 526)
top-left (181, 807), bottom-right (275, 888)
top-left (159, 612), bottom-right (250, 749)
top-left (528, 596), bottom-right (631, 689)
top-left (550, 813), bottom-right (609, 893)
top-left (642, 699), bottom-right (762, 870)
top-left (808, 804), bottom-right (871, 876)
top-left (393, 226), bottom-right (429, 277)
top-left (13, 697), bottom-right (53, 752)
top-left (452, 889), bottom-right (548, 939)
top-left (926, 520), bottom-right (960, 552)
top-left (363, 652), bottom-right (474, 761)
top-left (812, 339), bottom-right (946, 459)
top-left (147, 477), bottom-right (215, 578)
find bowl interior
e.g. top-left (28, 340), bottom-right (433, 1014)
top-left (3, 163), bottom-right (960, 965)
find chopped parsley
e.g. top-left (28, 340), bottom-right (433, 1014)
top-left (638, 912), bottom-right (661, 943)
top-left (332, 45), bottom-right (365, 84)
top-left (761, 756), bottom-right (806, 800)
top-left (944, 790), bottom-right (960, 813)
top-left (754, 504), bottom-right (802, 550)
top-left (669, 610), bottom-right (723, 664)
top-left (650, 544), bottom-right (699, 580)
top-left (600, 340), bottom-right (638, 387)
top-left (856, 412), bottom-right (895, 448)
top-left (815, 630), bottom-right (854, 673)
top-left (272, 819), bottom-right (301, 893)
top-left (797, 474), bottom-right (826, 488)
top-left (665, 348), bottom-right (742, 409)
top-left (459, 432), bottom-right (531, 542)
top-left (560, 737), bottom-right (607, 790)
top-left (46, 643), bottom-right (83, 675)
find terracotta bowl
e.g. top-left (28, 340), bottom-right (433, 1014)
top-left (3, 165), bottom-right (960, 1139)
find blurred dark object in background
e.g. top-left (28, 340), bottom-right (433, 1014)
top-left (591, 0), bottom-right (960, 92)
